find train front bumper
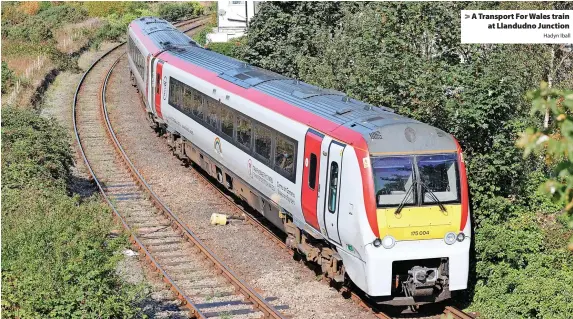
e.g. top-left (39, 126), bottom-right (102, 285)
top-left (363, 237), bottom-right (470, 297)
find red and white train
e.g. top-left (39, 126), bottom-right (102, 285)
top-left (127, 17), bottom-right (471, 306)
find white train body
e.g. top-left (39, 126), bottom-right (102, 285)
top-left (127, 18), bottom-right (471, 306)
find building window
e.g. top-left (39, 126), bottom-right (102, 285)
top-left (275, 134), bottom-right (295, 177)
top-left (328, 162), bottom-right (339, 213)
top-left (254, 124), bottom-right (272, 163)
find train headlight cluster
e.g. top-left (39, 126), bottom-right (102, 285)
top-left (445, 232), bottom-right (466, 245)
top-left (444, 232), bottom-right (457, 245)
top-left (381, 235), bottom-right (396, 249)
top-left (373, 238), bottom-right (382, 247)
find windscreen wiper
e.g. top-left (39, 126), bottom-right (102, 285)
top-left (418, 181), bottom-right (447, 213)
top-left (394, 181), bottom-right (416, 215)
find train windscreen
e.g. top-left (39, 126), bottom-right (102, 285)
top-left (372, 154), bottom-right (460, 207)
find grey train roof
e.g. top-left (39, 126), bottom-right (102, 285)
top-left (132, 17), bottom-right (457, 153)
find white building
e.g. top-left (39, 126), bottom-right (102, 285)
top-left (206, 1), bottom-right (261, 43)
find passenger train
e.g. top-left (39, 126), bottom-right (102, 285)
top-left (127, 17), bottom-right (471, 306)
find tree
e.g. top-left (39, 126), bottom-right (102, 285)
top-left (519, 83), bottom-right (573, 250)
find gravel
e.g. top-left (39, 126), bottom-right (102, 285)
top-left (107, 55), bottom-right (379, 319)
top-left (40, 43), bottom-right (191, 319)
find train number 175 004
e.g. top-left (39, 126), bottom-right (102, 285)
top-left (411, 230), bottom-right (430, 236)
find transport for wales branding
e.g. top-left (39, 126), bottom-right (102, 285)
top-left (214, 137), bottom-right (222, 155)
top-left (248, 160), bottom-right (296, 205)
top-left (250, 162), bottom-right (275, 191)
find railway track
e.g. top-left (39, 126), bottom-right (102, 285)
top-left (73, 19), bottom-right (287, 319)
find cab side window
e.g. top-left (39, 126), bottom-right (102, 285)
top-left (328, 162), bottom-right (339, 213)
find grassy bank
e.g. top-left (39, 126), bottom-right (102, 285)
top-left (1, 108), bottom-right (146, 317)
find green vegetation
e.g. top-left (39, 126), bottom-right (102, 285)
top-left (519, 85), bottom-right (573, 249)
top-left (1, 61), bottom-right (16, 94)
top-left (192, 21), bottom-right (216, 46)
top-left (1, 108), bottom-right (145, 318)
top-left (206, 41), bottom-right (243, 57)
top-left (158, 1), bottom-right (203, 22)
top-left (236, 2), bottom-right (573, 318)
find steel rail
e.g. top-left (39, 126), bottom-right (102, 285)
top-left (73, 17), bottom-right (285, 319)
top-left (443, 306), bottom-right (475, 319)
top-left (101, 57), bottom-right (286, 319)
top-left (73, 44), bottom-right (205, 317)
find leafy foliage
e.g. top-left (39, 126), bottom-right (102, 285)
top-left (238, 2), bottom-right (573, 317)
top-left (1, 108), bottom-right (144, 317)
top-left (1, 61), bottom-right (16, 94)
top-left (192, 21), bottom-right (216, 46)
top-left (206, 41), bottom-right (242, 58)
top-left (519, 84), bottom-right (573, 249)
top-left (5, 4), bottom-right (87, 43)
top-left (158, 2), bottom-right (203, 22)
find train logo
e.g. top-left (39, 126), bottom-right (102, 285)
top-left (248, 159), bottom-right (253, 178)
top-left (214, 137), bottom-right (222, 155)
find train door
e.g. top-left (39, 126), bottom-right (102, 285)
top-left (153, 59), bottom-right (164, 118)
top-left (322, 141), bottom-right (345, 244)
top-left (301, 129), bottom-right (324, 230)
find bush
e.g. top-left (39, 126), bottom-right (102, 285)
top-left (1, 61), bottom-right (16, 94)
top-left (5, 4), bottom-right (86, 42)
top-left (158, 2), bottom-right (202, 22)
top-left (1, 108), bottom-right (72, 190)
top-left (84, 1), bottom-right (129, 17)
top-left (193, 21), bottom-right (216, 46)
top-left (1, 108), bottom-right (144, 318)
top-left (206, 41), bottom-right (241, 58)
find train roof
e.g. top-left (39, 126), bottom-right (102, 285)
top-left (130, 17), bottom-right (457, 154)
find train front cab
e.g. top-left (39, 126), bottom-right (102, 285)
top-left (361, 123), bottom-right (471, 306)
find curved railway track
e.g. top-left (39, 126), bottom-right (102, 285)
top-left (73, 16), bottom-right (475, 319)
top-left (73, 19), bottom-right (287, 319)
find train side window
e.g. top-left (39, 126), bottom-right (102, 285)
top-left (254, 123), bottom-right (272, 163)
top-left (192, 91), bottom-right (204, 120)
top-left (156, 73), bottom-right (161, 94)
top-left (275, 134), bottom-right (295, 176)
top-left (176, 81), bottom-right (184, 107)
top-left (183, 86), bottom-right (194, 115)
top-left (204, 97), bottom-right (219, 129)
top-left (308, 153), bottom-right (317, 189)
top-left (328, 162), bottom-right (339, 213)
top-left (236, 114), bottom-right (252, 150)
top-left (168, 77), bottom-right (179, 107)
top-left (220, 105), bottom-right (234, 138)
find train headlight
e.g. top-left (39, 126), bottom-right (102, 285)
top-left (457, 232), bottom-right (466, 242)
top-left (373, 238), bottom-right (382, 247)
top-left (444, 232), bottom-right (456, 245)
top-left (381, 235), bottom-right (396, 249)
